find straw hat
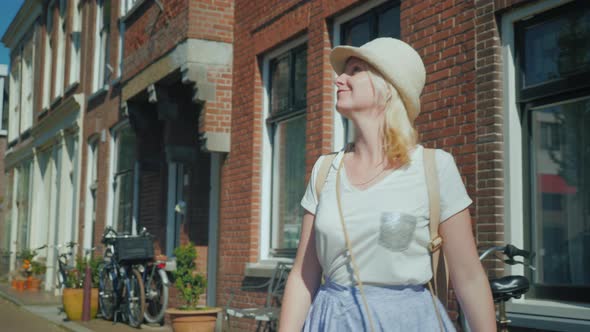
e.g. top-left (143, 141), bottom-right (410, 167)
top-left (330, 38), bottom-right (426, 122)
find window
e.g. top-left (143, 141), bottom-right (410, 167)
top-left (15, 160), bottom-right (32, 251)
top-left (84, 139), bottom-right (98, 250)
top-left (264, 43), bottom-right (307, 258)
top-left (42, 3), bottom-right (53, 109)
top-left (2, 172), bottom-right (13, 252)
top-left (54, 0), bottom-right (67, 98)
top-left (0, 66), bottom-right (7, 134)
top-left (334, 0), bottom-right (400, 146)
top-left (515, 1), bottom-right (590, 303)
top-left (8, 53), bottom-right (21, 142)
top-left (93, 0), bottom-right (111, 91)
top-left (111, 125), bottom-right (136, 234)
top-left (68, 0), bottom-right (82, 86)
top-left (20, 37), bottom-right (34, 131)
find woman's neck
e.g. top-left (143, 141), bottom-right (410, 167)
top-left (349, 114), bottom-right (386, 167)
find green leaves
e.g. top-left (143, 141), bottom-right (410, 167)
top-left (172, 243), bottom-right (207, 310)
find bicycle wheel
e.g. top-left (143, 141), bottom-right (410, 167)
top-left (99, 266), bottom-right (117, 321)
top-left (144, 267), bottom-right (169, 325)
top-left (125, 268), bottom-right (145, 328)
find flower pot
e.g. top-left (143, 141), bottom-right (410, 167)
top-left (62, 288), bottom-right (99, 320)
top-left (14, 280), bottom-right (25, 291)
top-left (11, 279), bottom-right (17, 289)
top-left (25, 276), bottom-right (33, 289)
top-left (166, 307), bottom-right (222, 332)
top-left (26, 278), bottom-right (42, 292)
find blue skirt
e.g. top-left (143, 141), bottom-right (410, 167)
top-left (302, 280), bottom-right (456, 332)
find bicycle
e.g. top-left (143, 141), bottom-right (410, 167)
top-left (51, 241), bottom-right (77, 290)
top-left (99, 226), bottom-right (147, 328)
top-left (137, 227), bottom-right (170, 325)
top-left (461, 244), bottom-right (535, 332)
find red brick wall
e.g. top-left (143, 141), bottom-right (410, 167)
top-left (225, 0), bottom-right (485, 330)
top-left (123, 0), bottom-right (189, 81)
top-left (78, 0), bottom-right (125, 253)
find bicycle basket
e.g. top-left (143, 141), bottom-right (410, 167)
top-left (114, 236), bottom-right (154, 262)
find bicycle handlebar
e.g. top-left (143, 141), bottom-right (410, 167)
top-left (504, 244), bottom-right (530, 260)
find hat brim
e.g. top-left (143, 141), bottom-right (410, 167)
top-left (330, 45), bottom-right (378, 76)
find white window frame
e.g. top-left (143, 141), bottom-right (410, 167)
top-left (20, 33), bottom-right (35, 133)
top-left (107, 122), bottom-right (137, 235)
top-left (0, 64), bottom-right (7, 136)
top-left (502, 0), bottom-right (590, 328)
top-left (8, 53), bottom-right (21, 142)
top-left (83, 137), bottom-right (99, 251)
top-left (93, 0), bottom-right (110, 92)
top-left (259, 35), bottom-right (307, 261)
top-left (54, 0), bottom-right (66, 99)
top-left (331, 0), bottom-right (391, 151)
top-left (42, 2), bottom-right (54, 110)
top-left (68, 0), bottom-right (82, 87)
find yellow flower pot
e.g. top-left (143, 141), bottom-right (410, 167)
top-left (62, 288), bottom-right (99, 320)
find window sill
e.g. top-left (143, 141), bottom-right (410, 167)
top-left (64, 81), bottom-right (79, 95)
top-left (244, 259), bottom-right (293, 278)
top-left (87, 85), bottom-right (109, 103)
top-left (507, 298), bottom-right (590, 330)
top-left (50, 95), bottom-right (63, 109)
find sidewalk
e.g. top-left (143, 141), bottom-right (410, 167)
top-left (0, 282), bottom-right (172, 332)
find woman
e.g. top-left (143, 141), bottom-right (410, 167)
top-left (278, 38), bottom-right (496, 331)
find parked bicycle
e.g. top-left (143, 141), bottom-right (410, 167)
top-left (461, 244), bottom-right (535, 332)
top-left (99, 226), bottom-right (148, 328)
top-left (138, 227), bottom-right (170, 325)
top-left (52, 241), bottom-right (77, 290)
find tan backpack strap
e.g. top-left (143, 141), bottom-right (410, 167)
top-left (424, 148), bottom-right (449, 331)
top-left (315, 153), bottom-right (337, 200)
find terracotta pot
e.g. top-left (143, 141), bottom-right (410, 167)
top-left (11, 279), bottom-right (17, 289)
top-left (25, 276), bottom-right (33, 289)
top-left (27, 278), bottom-right (42, 292)
top-left (14, 280), bottom-right (25, 291)
top-left (166, 307), bottom-right (222, 332)
top-left (62, 288), bottom-right (99, 320)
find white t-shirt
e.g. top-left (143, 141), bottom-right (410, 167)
top-left (300, 145), bottom-right (472, 286)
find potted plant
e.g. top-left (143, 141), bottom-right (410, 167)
top-left (61, 255), bottom-right (102, 321)
top-left (28, 260), bottom-right (46, 291)
top-left (166, 243), bottom-right (221, 332)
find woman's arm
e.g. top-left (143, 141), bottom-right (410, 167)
top-left (440, 208), bottom-right (496, 332)
top-left (279, 212), bottom-right (323, 332)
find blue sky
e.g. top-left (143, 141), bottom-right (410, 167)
top-left (0, 1), bottom-right (25, 66)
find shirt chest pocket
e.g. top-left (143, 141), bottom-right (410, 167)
top-left (378, 211), bottom-right (418, 252)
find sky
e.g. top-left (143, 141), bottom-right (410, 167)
top-left (0, 0), bottom-right (25, 66)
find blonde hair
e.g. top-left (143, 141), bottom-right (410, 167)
top-left (367, 68), bottom-right (418, 167)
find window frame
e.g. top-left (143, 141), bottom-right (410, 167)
top-left (515, 0), bottom-right (590, 304)
top-left (0, 65), bottom-right (7, 136)
top-left (93, 0), bottom-right (111, 92)
top-left (502, 0), bottom-right (590, 327)
top-left (67, 0), bottom-right (82, 87)
top-left (107, 122), bottom-right (137, 235)
top-left (260, 36), bottom-right (307, 261)
top-left (42, 2), bottom-right (54, 110)
top-left (83, 137), bottom-right (99, 251)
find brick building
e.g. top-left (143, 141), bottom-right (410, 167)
top-left (1, 0), bottom-right (135, 293)
top-left (120, 0), bottom-right (233, 307)
top-left (222, 0), bottom-right (589, 331)
top-left (1, 0), bottom-right (588, 331)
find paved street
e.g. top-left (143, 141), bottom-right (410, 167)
top-left (0, 297), bottom-right (67, 332)
top-left (0, 283), bottom-right (172, 332)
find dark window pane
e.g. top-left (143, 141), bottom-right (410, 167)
top-left (531, 97), bottom-right (590, 290)
top-left (272, 114), bottom-right (306, 250)
top-left (523, 7), bottom-right (590, 87)
top-left (377, 6), bottom-right (400, 38)
top-left (116, 171), bottom-right (134, 234)
top-left (344, 20), bottom-right (370, 46)
top-left (293, 47), bottom-right (307, 109)
top-left (270, 54), bottom-right (290, 115)
top-left (117, 127), bottom-right (136, 172)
